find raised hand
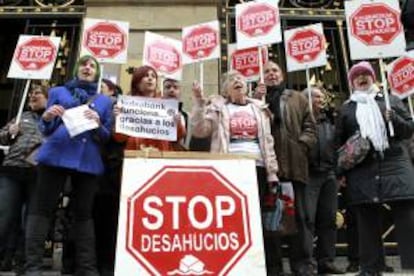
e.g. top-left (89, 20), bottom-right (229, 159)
top-left (253, 82), bottom-right (266, 100)
top-left (8, 123), bottom-right (20, 137)
top-left (192, 80), bottom-right (203, 100)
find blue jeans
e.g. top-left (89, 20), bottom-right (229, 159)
top-left (0, 168), bottom-right (36, 254)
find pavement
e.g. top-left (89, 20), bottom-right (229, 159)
top-left (0, 256), bottom-right (411, 276)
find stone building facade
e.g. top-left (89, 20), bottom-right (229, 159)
top-left (85, 0), bottom-right (220, 106)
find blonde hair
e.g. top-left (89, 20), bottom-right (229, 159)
top-left (30, 82), bottom-right (49, 98)
top-left (220, 70), bottom-right (245, 98)
top-left (302, 85), bottom-right (324, 98)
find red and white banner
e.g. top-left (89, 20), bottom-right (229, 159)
top-left (284, 23), bottom-right (327, 72)
top-left (345, 0), bottom-right (406, 60)
top-left (115, 158), bottom-right (265, 276)
top-left (228, 43), bottom-right (268, 81)
top-left (143, 31), bottom-right (183, 81)
top-left (8, 35), bottom-right (60, 80)
top-left (182, 20), bottom-right (220, 64)
top-left (235, 0), bottom-right (282, 50)
top-left (80, 18), bottom-right (129, 64)
top-left (387, 51), bottom-right (414, 99)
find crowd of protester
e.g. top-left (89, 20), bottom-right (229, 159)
top-left (1, 54), bottom-right (414, 276)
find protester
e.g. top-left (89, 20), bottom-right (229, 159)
top-left (302, 86), bottom-right (344, 274)
top-left (0, 83), bottom-right (48, 274)
top-left (163, 78), bottom-right (188, 148)
top-left (24, 55), bottom-right (113, 276)
top-left (101, 78), bottom-right (122, 101)
top-left (113, 65), bottom-right (186, 151)
top-left (191, 70), bottom-right (279, 274)
top-left (94, 78), bottom-right (124, 276)
top-left (255, 61), bottom-right (317, 276)
top-left (335, 61), bottom-right (414, 275)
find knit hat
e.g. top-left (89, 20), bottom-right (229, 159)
top-left (72, 55), bottom-right (101, 82)
top-left (348, 61), bottom-right (376, 86)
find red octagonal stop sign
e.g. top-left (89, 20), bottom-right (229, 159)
top-left (237, 3), bottom-right (279, 37)
top-left (15, 38), bottom-right (56, 71)
top-left (287, 29), bottom-right (324, 64)
top-left (389, 56), bottom-right (414, 97)
top-left (84, 22), bottom-right (127, 58)
top-left (231, 47), bottom-right (268, 78)
top-left (126, 166), bottom-right (251, 275)
top-left (350, 3), bottom-right (402, 46)
top-left (145, 41), bottom-right (182, 74)
top-left (183, 26), bottom-right (218, 60)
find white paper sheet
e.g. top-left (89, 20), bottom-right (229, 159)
top-left (61, 105), bottom-right (99, 137)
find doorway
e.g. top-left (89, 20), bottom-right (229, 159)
top-left (0, 19), bottom-right (26, 126)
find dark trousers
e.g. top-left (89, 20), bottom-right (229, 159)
top-left (25, 165), bottom-right (99, 275)
top-left (93, 171), bottom-right (121, 274)
top-left (28, 165), bottom-right (98, 219)
top-left (257, 167), bottom-right (284, 274)
top-left (0, 169), bottom-right (35, 261)
top-left (345, 205), bottom-right (359, 264)
top-left (355, 201), bottom-right (414, 272)
top-left (287, 181), bottom-right (315, 274)
top-left (305, 171), bottom-right (338, 265)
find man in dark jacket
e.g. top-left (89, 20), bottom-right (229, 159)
top-left (255, 61), bottom-right (317, 276)
top-left (163, 78), bottom-right (188, 148)
top-left (303, 86), bottom-right (344, 274)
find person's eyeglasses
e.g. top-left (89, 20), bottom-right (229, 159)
top-left (29, 90), bottom-right (43, 97)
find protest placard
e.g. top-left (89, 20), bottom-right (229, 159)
top-left (115, 95), bottom-right (179, 141)
top-left (7, 35), bottom-right (61, 80)
top-left (80, 18), bottom-right (129, 64)
top-left (235, 0), bottom-right (282, 50)
top-left (345, 0), bottom-right (406, 60)
top-left (143, 31), bottom-right (183, 81)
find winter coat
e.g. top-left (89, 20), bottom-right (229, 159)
top-left (309, 113), bottom-right (336, 174)
top-left (267, 89), bottom-right (316, 184)
top-left (191, 95), bottom-right (279, 182)
top-left (335, 92), bottom-right (414, 205)
top-left (0, 111), bottom-right (43, 168)
top-left (402, 0), bottom-right (414, 30)
top-left (36, 81), bottom-right (113, 175)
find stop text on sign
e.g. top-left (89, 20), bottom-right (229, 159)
top-left (138, 194), bottom-right (241, 253)
top-left (88, 31), bottom-right (123, 50)
top-left (149, 46), bottom-right (179, 67)
top-left (391, 63), bottom-right (414, 88)
top-left (290, 36), bottom-right (321, 56)
top-left (18, 46), bottom-right (53, 62)
top-left (185, 32), bottom-right (216, 53)
top-left (142, 195), bottom-right (235, 230)
top-left (355, 13), bottom-right (397, 36)
top-left (234, 51), bottom-right (259, 69)
top-left (241, 10), bottom-right (275, 31)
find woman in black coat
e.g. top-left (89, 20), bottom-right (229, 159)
top-left (335, 61), bottom-right (414, 276)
